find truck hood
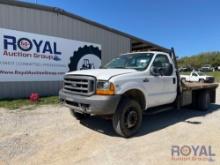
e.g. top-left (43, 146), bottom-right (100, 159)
top-left (66, 69), bottom-right (136, 80)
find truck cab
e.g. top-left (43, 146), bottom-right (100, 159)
top-left (59, 50), bottom-right (218, 137)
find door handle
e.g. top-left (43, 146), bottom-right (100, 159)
top-left (143, 78), bottom-right (149, 82)
top-left (173, 78), bottom-right (176, 84)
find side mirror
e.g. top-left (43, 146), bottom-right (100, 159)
top-left (163, 63), bottom-right (173, 75)
top-left (151, 64), bottom-right (173, 76)
top-left (150, 66), bottom-right (161, 76)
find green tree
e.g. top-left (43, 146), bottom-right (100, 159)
top-left (177, 51), bottom-right (220, 69)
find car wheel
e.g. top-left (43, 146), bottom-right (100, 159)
top-left (181, 78), bottom-right (186, 83)
top-left (199, 79), bottom-right (205, 83)
top-left (112, 98), bottom-right (143, 138)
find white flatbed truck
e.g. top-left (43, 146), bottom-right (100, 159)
top-left (59, 48), bottom-right (218, 137)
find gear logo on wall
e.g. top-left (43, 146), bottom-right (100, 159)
top-left (68, 45), bottom-right (101, 72)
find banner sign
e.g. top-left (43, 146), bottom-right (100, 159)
top-left (0, 28), bottom-right (101, 81)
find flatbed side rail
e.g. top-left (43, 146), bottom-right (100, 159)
top-left (182, 82), bottom-right (219, 91)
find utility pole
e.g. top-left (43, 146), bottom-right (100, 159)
top-left (35, 0), bottom-right (37, 4)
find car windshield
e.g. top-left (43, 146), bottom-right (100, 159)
top-left (103, 53), bottom-right (153, 71)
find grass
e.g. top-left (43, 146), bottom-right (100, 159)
top-left (180, 71), bottom-right (220, 82)
top-left (0, 96), bottom-right (59, 110)
top-left (205, 72), bottom-right (220, 82)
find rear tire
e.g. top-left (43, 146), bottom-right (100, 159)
top-left (197, 91), bottom-right (210, 111)
top-left (112, 98), bottom-right (143, 138)
top-left (70, 109), bottom-right (88, 120)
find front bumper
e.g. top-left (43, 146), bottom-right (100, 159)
top-left (59, 89), bottom-right (121, 115)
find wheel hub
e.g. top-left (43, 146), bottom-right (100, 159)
top-left (126, 110), bottom-right (138, 129)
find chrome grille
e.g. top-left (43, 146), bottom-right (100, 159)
top-left (63, 75), bottom-right (96, 96)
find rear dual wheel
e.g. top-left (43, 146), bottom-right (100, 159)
top-left (197, 91), bottom-right (210, 111)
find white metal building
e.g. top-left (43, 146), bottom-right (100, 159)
top-left (0, 0), bottom-right (169, 99)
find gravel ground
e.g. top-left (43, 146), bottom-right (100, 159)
top-left (0, 86), bottom-right (220, 165)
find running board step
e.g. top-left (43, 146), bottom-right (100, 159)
top-left (143, 106), bottom-right (175, 115)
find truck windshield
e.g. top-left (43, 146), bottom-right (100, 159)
top-left (103, 53), bottom-right (153, 71)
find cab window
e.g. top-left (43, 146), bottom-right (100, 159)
top-left (152, 54), bottom-right (173, 76)
top-left (192, 73), bottom-right (198, 76)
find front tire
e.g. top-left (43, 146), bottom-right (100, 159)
top-left (112, 98), bottom-right (143, 138)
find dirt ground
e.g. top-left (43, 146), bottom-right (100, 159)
top-left (0, 87), bottom-right (220, 165)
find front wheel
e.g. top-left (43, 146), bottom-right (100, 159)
top-left (112, 98), bottom-right (143, 138)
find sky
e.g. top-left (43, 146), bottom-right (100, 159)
top-left (21, 0), bottom-right (220, 57)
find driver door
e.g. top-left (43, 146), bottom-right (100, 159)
top-left (146, 54), bottom-right (177, 107)
top-left (146, 55), bottom-right (165, 107)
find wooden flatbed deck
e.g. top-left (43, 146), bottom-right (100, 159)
top-left (182, 82), bottom-right (219, 91)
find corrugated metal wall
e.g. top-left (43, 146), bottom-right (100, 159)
top-left (0, 3), bottom-right (130, 99)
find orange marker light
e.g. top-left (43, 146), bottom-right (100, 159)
top-left (96, 83), bottom-right (115, 95)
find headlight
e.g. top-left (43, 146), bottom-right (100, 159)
top-left (96, 81), bottom-right (115, 95)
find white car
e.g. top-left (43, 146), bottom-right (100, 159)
top-left (200, 65), bottom-right (215, 72)
top-left (180, 71), bottom-right (214, 83)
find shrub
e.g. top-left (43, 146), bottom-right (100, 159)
top-left (29, 93), bottom-right (40, 103)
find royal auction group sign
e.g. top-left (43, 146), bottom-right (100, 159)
top-left (0, 28), bottom-right (101, 81)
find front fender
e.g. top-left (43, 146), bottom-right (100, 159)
top-left (115, 81), bottom-right (148, 109)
